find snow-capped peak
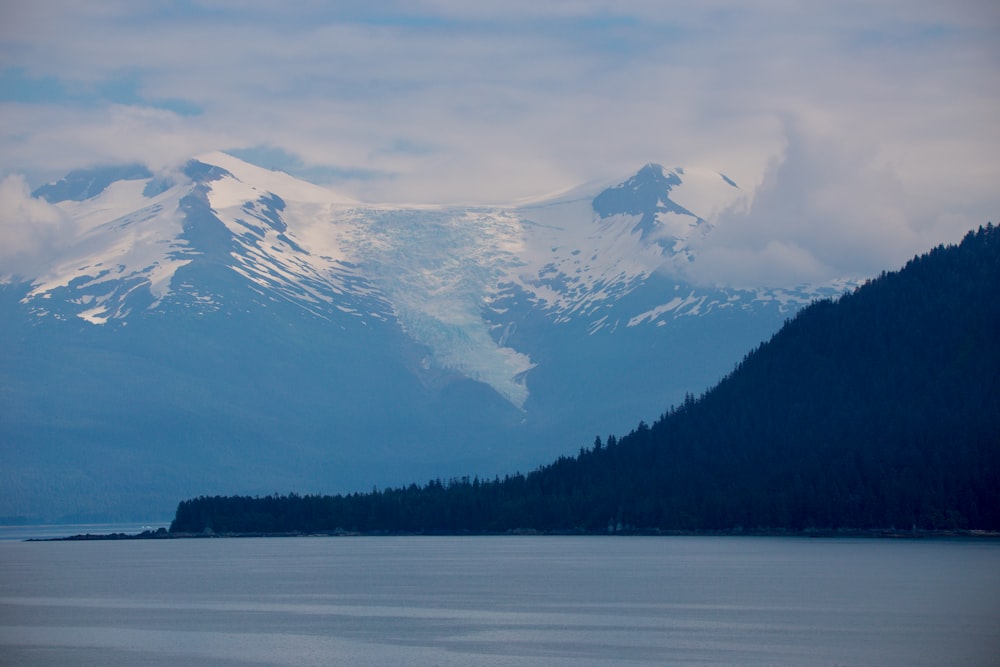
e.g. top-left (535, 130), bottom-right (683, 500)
top-left (5, 156), bottom-right (829, 409)
top-left (504, 163), bottom-right (748, 322)
top-left (21, 174), bottom-right (194, 323)
top-left (197, 151), bottom-right (359, 208)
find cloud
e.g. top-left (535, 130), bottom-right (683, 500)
top-left (0, 1), bottom-right (997, 277)
top-left (0, 174), bottom-right (73, 278)
top-left (684, 115), bottom-right (980, 287)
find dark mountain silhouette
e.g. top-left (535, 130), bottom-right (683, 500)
top-left (171, 224), bottom-right (1000, 534)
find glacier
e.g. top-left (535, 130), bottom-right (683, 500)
top-left (0, 154), bottom-right (857, 520)
top-left (7, 155), bottom-right (787, 408)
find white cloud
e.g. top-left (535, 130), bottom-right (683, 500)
top-left (0, 1), bottom-right (997, 282)
top-left (685, 115), bottom-right (981, 287)
top-left (0, 175), bottom-right (73, 278)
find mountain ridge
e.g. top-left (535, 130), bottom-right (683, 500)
top-left (168, 224), bottom-right (1000, 534)
top-left (2, 155), bottom-right (855, 521)
top-left (8, 152), bottom-right (850, 407)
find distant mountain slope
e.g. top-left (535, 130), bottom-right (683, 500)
top-left (171, 224), bottom-right (1000, 533)
top-left (1, 155), bottom-right (850, 521)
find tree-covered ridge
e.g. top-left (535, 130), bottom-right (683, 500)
top-left (171, 224), bottom-right (1000, 534)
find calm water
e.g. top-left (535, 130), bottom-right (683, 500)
top-left (1, 536), bottom-right (997, 666)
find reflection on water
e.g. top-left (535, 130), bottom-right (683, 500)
top-left (1, 536), bottom-right (998, 666)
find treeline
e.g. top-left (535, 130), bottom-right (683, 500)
top-left (172, 475), bottom-right (596, 535)
top-left (170, 224), bottom-right (1000, 535)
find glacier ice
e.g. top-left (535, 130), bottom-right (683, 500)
top-left (6, 154), bottom-right (852, 408)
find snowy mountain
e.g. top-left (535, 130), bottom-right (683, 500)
top-left (0, 154), bottom-right (850, 521)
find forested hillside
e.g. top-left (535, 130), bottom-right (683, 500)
top-left (171, 225), bottom-right (1000, 534)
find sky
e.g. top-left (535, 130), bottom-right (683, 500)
top-left (1, 0), bottom-right (998, 286)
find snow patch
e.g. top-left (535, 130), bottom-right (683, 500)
top-left (77, 305), bottom-right (109, 325)
top-left (24, 178), bottom-right (194, 320)
top-left (200, 151), bottom-right (358, 207)
top-left (664, 167), bottom-right (748, 222)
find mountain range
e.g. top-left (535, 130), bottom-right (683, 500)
top-left (2, 153), bottom-right (850, 521)
top-left (170, 224), bottom-right (1000, 535)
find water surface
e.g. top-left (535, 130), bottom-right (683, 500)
top-left (1, 536), bottom-right (997, 665)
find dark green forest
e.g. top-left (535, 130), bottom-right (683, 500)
top-left (171, 224), bottom-right (1000, 535)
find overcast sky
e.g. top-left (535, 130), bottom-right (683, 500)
top-left (1, 1), bottom-right (998, 286)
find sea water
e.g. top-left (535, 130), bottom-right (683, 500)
top-left (1, 535), bottom-right (997, 666)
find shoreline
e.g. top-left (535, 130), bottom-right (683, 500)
top-left (30, 527), bottom-right (1000, 542)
